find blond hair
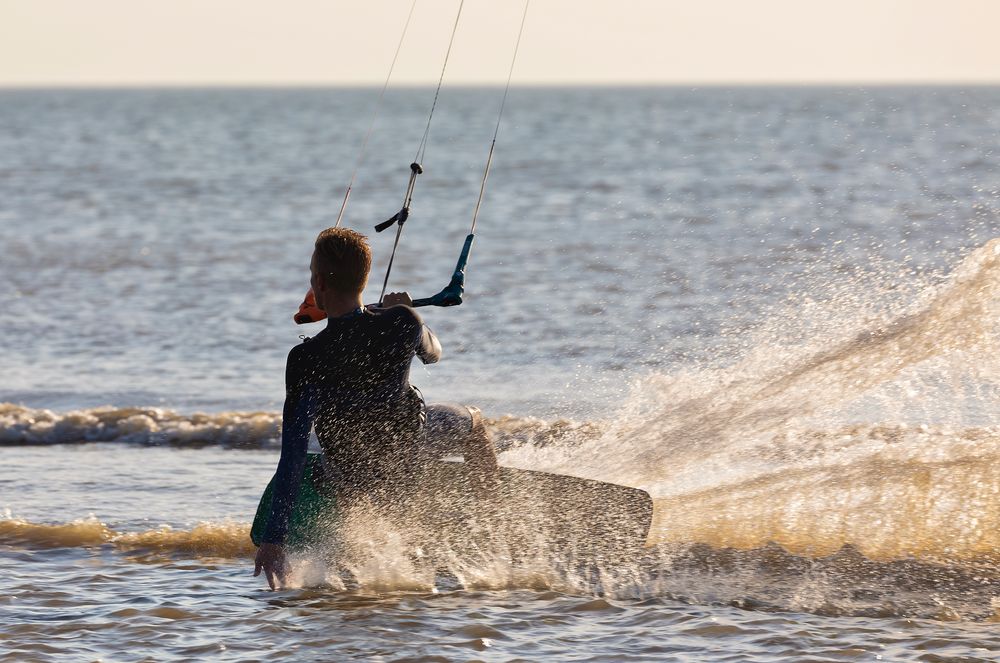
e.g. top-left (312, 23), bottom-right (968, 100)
top-left (313, 227), bottom-right (372, 295)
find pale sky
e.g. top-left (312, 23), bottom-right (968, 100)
top-left (2, 0), bottom-right (998, 86)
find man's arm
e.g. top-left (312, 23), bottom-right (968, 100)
top-left (382, 292), bottom-right (442, 364)
top-left (416, 323), bottom-right (442, 365)
top-left (254, 347), bottom-right (313, 589)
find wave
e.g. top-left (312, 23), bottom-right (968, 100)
top-left (0, 402), bottom-right (595, 450)
top-left (0, 404), bottom-right (282, 447)
top-left (0, 516), bottom-right (256, 558)
top-left (4, 406), bottom-right (996, 571)
top-left (649, 425), bottom-right (1000, 564)
top-left (3, 515), bottom-right (997, 622)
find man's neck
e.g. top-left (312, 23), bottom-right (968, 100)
top-left (322, 294), bottom-right (365, 320)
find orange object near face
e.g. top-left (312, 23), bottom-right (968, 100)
top-left (294, 288), bottom-right (327, 324)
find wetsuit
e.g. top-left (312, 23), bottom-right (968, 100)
top-left (261, 305), bottom-right (452, 546)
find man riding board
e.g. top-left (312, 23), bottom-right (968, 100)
top-left (254, 227), bottom-right (499, 589)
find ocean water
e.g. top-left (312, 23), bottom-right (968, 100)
top-left (1, 87), bottom-right (999, 661)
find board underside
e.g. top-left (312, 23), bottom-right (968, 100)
top-left (251, 454), bottom-right (652, 563)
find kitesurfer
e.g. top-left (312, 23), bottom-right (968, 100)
top-left (254, 227), bottom-right (499, 589)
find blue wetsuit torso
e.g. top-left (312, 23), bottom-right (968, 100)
top-left (261, 305), bottom-right (441, 545)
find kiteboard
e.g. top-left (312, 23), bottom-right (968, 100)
top-left (250, 454), bottom-right (652, 562)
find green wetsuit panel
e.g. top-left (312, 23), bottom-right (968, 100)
top-left (250, 453), bottom-right (336, 548)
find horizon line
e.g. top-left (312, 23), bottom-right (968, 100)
top-left (3, 80), bottom-right (1000, 90)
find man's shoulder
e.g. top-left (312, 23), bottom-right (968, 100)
top-left (379, 305), bottom-right (422, 327)
top-left (286, 336), bottom-right (316, 363)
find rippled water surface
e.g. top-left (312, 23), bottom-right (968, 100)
top-left (2, 87), bottom-right (1000, 661)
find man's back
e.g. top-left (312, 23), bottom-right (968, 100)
top-left (287, 305), bottom-right (441, 496)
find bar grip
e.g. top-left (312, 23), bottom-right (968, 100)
top-left (409, 234), bottom-right (475, 308)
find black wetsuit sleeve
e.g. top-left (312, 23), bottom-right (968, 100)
top-left (261, 347), bottom-right (314, 546)
top-left (410, 308), bottom-right (441, 364)
top-left (418, 324), bottom-right (442, 364)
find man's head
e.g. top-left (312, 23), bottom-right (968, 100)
top-left (311, 227), bottom-right (372, 308)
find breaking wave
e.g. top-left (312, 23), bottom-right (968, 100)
top-left (0, 404), bottom-right (282, 448)
top-left (0, 403), bottom-right (595, 450)
top-left (0, 516), bottom-right (256, 558)
top-left (2, 514), bottom-right (997, 622)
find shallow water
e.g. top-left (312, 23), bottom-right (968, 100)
top-left (2, 87), bottom-right (1000, 660)
top-left (2, 446), bottom-right (999, 662)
